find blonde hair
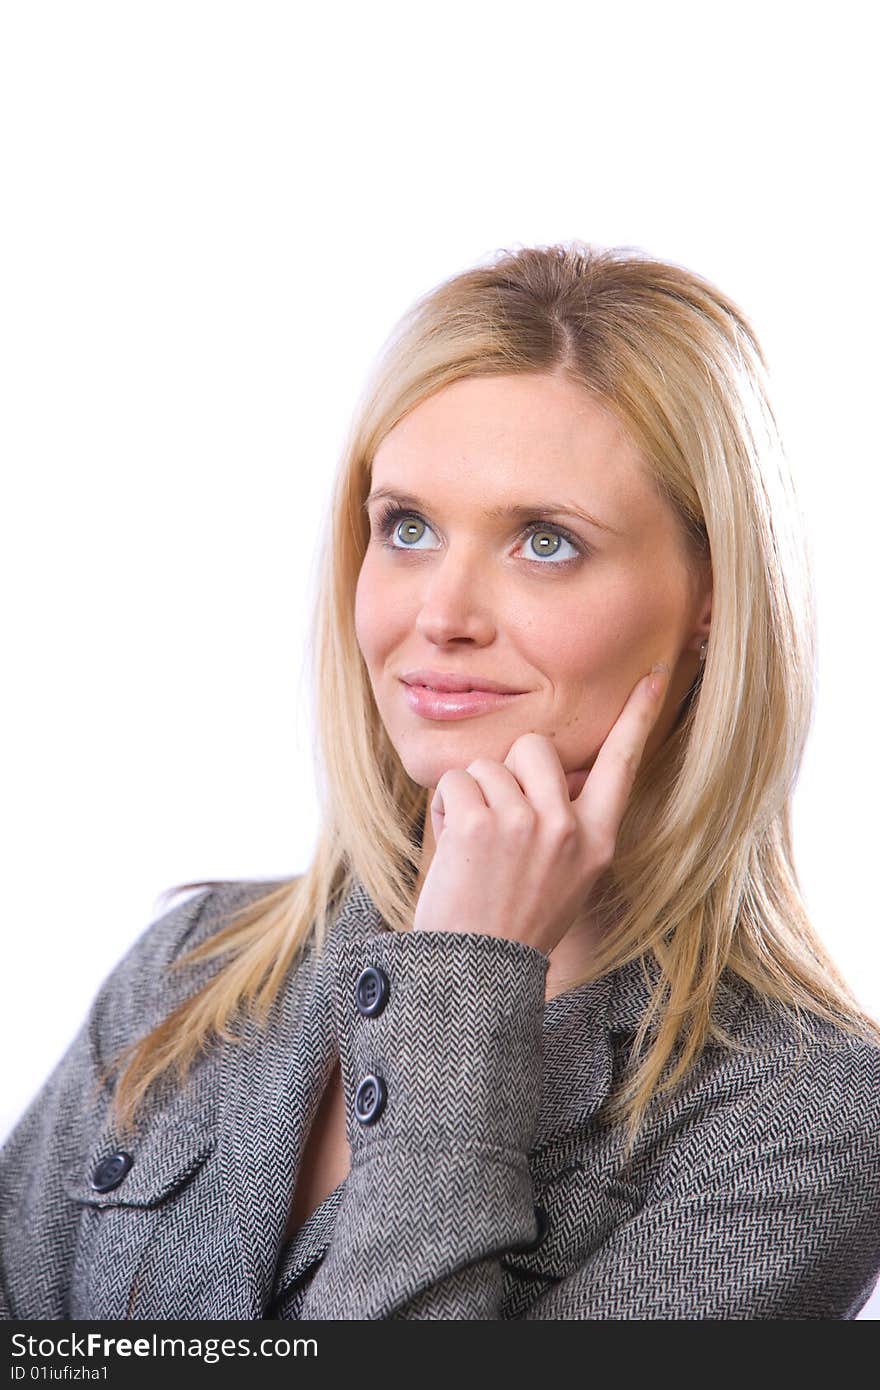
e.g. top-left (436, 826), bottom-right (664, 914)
top-left (105, 240), bottom-right (880, 1161)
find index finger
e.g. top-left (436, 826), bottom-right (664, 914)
top-left (573, 663), bottom-right (669, 839)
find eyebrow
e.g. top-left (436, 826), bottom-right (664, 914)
top-left (363, 487), bottom-right (622, 536)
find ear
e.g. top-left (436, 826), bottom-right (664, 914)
top-left (687, 575), bottom-right (712, 658)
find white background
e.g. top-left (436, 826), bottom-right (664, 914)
top-left (1, 1), bottom-right (877, 1317)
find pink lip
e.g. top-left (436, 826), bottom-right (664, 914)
top-left (400, 669), bottom-right (525, 694)
top-left (402, 682), bottom-right (526, 721)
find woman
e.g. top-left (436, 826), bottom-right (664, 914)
top-left (2, 242), bottom-right (879, 1321)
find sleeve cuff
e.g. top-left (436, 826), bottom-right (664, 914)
top-left (331, 927), bottom-right (549, 1161)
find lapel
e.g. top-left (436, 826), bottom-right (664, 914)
top-left (217, 876), bottom-right (378, 1317)
top-left (504, 947), bottom-right (752, 1285)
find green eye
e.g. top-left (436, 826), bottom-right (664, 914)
top-left (372, 502), bottom-right (587, 567)
top-left (528, 530), bottom-right (565, 558)
top-left (394, 517), bottom-right (427, 546)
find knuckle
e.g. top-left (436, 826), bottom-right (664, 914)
top-left (506, 807), bottom-right (536, 838)
top-left (459, 809), bottom-right (491, 840)
top-left (548, 812), bottom-right (578, 844)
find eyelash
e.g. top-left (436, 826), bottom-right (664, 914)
top-left (371, 501), bottom-right (588, 568)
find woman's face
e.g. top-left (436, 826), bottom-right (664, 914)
top-left (355, 372), bottom-right (711, 797)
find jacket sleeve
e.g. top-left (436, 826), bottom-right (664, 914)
top-left (0, 887), bottom-right (214, 1320)
top-left (296, 926), bottom-right (551, 1320)
top-left (297, 925), bottom-right (880, 1321)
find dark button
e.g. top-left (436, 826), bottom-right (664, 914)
top-left (354, 1073), bottom-right (387, 1124)
top-left (355, 966), bottom-right (390, 1018)
top-left (90, 1151), bottom-right (134, 1193)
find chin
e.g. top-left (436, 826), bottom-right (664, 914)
top-left (395, 739), bottom-right (509, 792)
top-left (398, 759), bottom-right (450, 791)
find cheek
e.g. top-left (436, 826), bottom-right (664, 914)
top-left (353, 565), bottom-right (380, 666)
top-left (515, 583), bottom-right (636, 679)
top-left (531, 571), bottom-right (684, 703)
top-left (354, 554), bottom-right (410, 665)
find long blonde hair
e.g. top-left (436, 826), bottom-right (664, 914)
top-left (105, 240), bottom-right (880, 1160)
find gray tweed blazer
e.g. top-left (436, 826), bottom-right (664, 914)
top-left (2, 876), bottom-right (879, 1320)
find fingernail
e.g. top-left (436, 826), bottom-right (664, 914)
top-left (648, 662), bottom-right (669, 698)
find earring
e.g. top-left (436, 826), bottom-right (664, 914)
top-left (699, 639), bottom-right (708, 663)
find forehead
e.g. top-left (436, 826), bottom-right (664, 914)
top-left (370, 373), bottom-right (655, 517)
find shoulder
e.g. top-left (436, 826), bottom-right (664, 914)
top-left (89, 877), bottom-right (294, 1066)
top-left (663, 985), bottom-right (880, 1197)
top-left (726, 983), bottom-right (880, 1142)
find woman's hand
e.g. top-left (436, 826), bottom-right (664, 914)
top-left (411, 664), bottom-right (670, 956)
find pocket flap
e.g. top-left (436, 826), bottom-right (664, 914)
top-left (63, 1118), bottom-right (215, 1209)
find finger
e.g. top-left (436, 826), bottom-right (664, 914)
top-left (461, 757), bottom-right (534, 815)
top-left (430, 765), bottom-right (490, 840)
top-left (501, 732), bottom-right (574, 818)
top-left (573, 664), bottom-right (669, 842)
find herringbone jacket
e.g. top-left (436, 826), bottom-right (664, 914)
top-left (2, 876), bottom-right (879, 1320)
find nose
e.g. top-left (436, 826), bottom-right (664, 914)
top-left (414, 549), bottom-right (496, 646)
